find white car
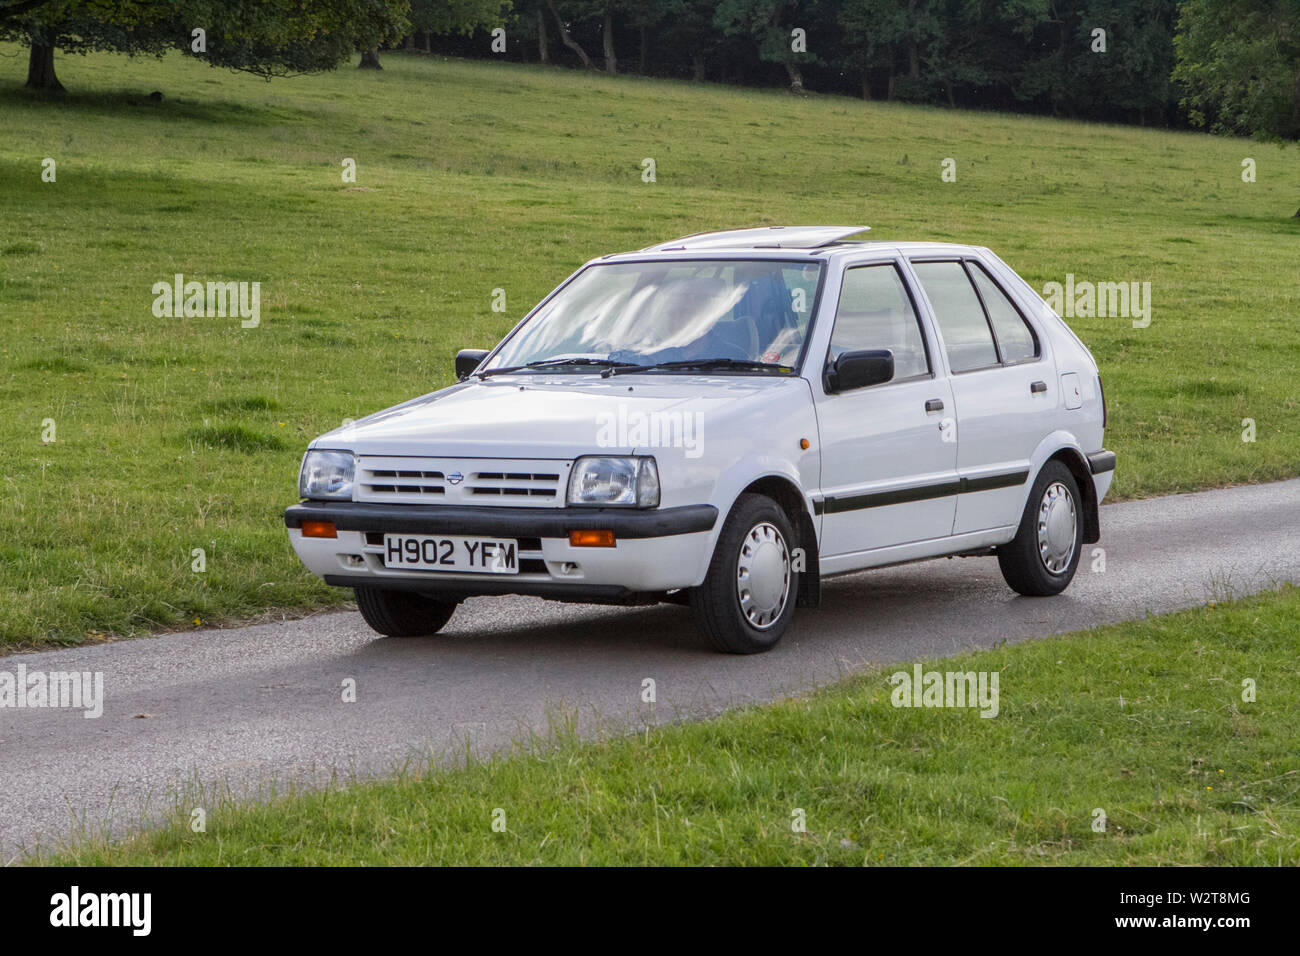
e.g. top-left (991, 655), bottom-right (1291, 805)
top-left (286, 226), bottom-right (1114, 653)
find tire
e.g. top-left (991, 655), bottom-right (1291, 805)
top-left (354, 587), bottom-right (459, 637)
top-left (690, 493), bottom-right (799, 654)
top-left (997, 460), bottom-right (1083, 596)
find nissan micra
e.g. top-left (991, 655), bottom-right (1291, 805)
top-left (286, 226), bottom-right (1114, 653)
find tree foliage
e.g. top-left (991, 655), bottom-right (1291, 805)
top-left (1174, 0), bottom-right (1300, 140)
top-left (2, 0), bottom-right (413, 89)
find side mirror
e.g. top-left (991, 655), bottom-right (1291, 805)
top-left (456, 348), bottom-right (490, 381)
top-left (825, 349), bottom-right (894, 393)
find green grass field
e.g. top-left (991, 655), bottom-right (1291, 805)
top-left (2, 49), bottom-right (1298, 646)
top-left (45, 586), bottom-right (1299, 866)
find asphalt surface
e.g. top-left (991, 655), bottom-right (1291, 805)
top-left (3, 478), bottom-right (1298, 862)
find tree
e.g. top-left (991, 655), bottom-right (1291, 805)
top-left (2, 0), bottom-right (413, 93)
top-left (543, 0), bottom-right (592, 68)
top-left (0, 0), bottom-right (54, 24)
top-left (714, 0), bottom-right (831, 93)
top-left (1174, 0), bottom-right (1300, 141)
top-left (1071, 0), bottom-right (1178, 124)
top-left (837, 0), bottom-right (944, 100)
top-left (656, 0), bottom-right (721, 81)
top-left (599, 1), bottom-right (615, 74)
top-left (405, 0), bottom-right (508, 58)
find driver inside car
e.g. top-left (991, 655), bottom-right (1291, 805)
top-left (610, 269), bottom-right (795, 366)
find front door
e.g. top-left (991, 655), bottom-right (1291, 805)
top-left (815, 260), bottom-right (957, 557)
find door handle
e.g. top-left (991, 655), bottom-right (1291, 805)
top-left (925, 398), bottom-right (944, 412)
top-left (1030, 381), bottom-right (1047, 394)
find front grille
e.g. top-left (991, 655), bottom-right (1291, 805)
top-left (467, 470), bottom-right (560, 499)
top-left (363, 468), bottom-right (446, 496)
top-left (356, 457), bottom-right (571, 507)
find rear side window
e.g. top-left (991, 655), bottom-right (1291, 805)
top-left (830, 263), bottom-right (930, 379)
top-left (968, 263), bottom-right (1039, 364)
top-left (910, 261), bottom-right (998, 372)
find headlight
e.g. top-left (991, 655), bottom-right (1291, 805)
top-left (299, 449), bottom-right (356, 500)
top-left (568, 456), bottom-right (659, 508)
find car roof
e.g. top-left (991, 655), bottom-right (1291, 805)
top-left (598, 226), bottom-right (985, 264)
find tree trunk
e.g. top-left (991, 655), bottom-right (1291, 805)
top-left (906, 0), bottom-right (920, 84)
top-left (691, 51), bottom-right (705, 82)
top-left (403, 34), bottom-right (415, 51)
top-left (946, 81), bottom-right (956, 108)
top-left (638, 24), bottom-right (647, 75)
top-left (537, 10), bottom-right (549, 64)
top-left (861, 70), bottom-right (871, 100)
top-left (602, 10), bottom-right (616, 74)
top-left (358, 48), bottom-right (382, 69)
top-left (545, 0), bottom-right (592, 68)
top-left (422, 31), bottom-right (431, 52)
top-left (784, 61), bottom-right (804, 94)
top-left (25, 31), bottom-right (63, 93)
top-left (1056, 16), bottom-right (1068, 115)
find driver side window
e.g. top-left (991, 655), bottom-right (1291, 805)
top-left (830, 263), bottom-right (931, 380)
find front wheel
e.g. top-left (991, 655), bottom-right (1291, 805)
top-left (997, 461), bottom-right (1083, 596)
top-left (690, 493), bottom-right (799, 654)
top-left (355, 587), bottom-right (459, 637)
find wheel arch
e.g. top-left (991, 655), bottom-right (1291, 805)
top-left (1044, 447), bottom-right (1100, 544)
top-left (738, 474), bottom-right (821, 607)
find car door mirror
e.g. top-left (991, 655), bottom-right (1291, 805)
top-left (825, 349), bottom-right (894, 393)
top-left (455, 348), bottom-right (490, 381)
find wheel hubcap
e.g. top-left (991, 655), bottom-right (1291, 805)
top-left (1037, 481), bottom-right (1077, 574)
top-left (736, 522), bottom-right (790, 630)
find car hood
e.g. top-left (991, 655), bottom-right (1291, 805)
top-left (311, 375), bottom-right (810, 458)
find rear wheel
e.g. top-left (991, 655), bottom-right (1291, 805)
top-left (997, 461), bottom-right (1083, 596)
top-left (355, 587), bottom-right (459, 637)
top-left (690, 493), bottom-right (799, 654)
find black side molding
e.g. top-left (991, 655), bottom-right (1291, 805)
top-left (820, 469), bottom-right (1028, 515)
top-left (1088, 450), bottom-right (1117, 475)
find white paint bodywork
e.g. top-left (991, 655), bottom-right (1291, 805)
top-left (289, 232), bottom-right (1111, 597)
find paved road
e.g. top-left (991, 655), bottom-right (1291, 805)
top-left (3, 479), bottom-right (1298, 862)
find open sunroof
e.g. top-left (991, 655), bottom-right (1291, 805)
top-left (641, 225), bottom-right (871, 252)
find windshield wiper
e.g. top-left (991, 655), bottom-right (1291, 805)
top-left (603, 358), bottom-right (792, 377)
top-left (476, 357), bottom-right (639, 379)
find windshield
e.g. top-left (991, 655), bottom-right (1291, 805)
top-left (485, 259), bottom-right (822, 373)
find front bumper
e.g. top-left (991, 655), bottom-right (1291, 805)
top-left (284, 501), bottom-right (717, 538)
top-left (284, 501), bottom-right (719, 600)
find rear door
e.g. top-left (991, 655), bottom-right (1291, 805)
top-left (814, 259), bottom-right (957, 557)
top-left (907, 257), bottom-right (1056, 534)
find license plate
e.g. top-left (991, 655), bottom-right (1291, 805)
top-left (382, 534), bottom-right (519, 574)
